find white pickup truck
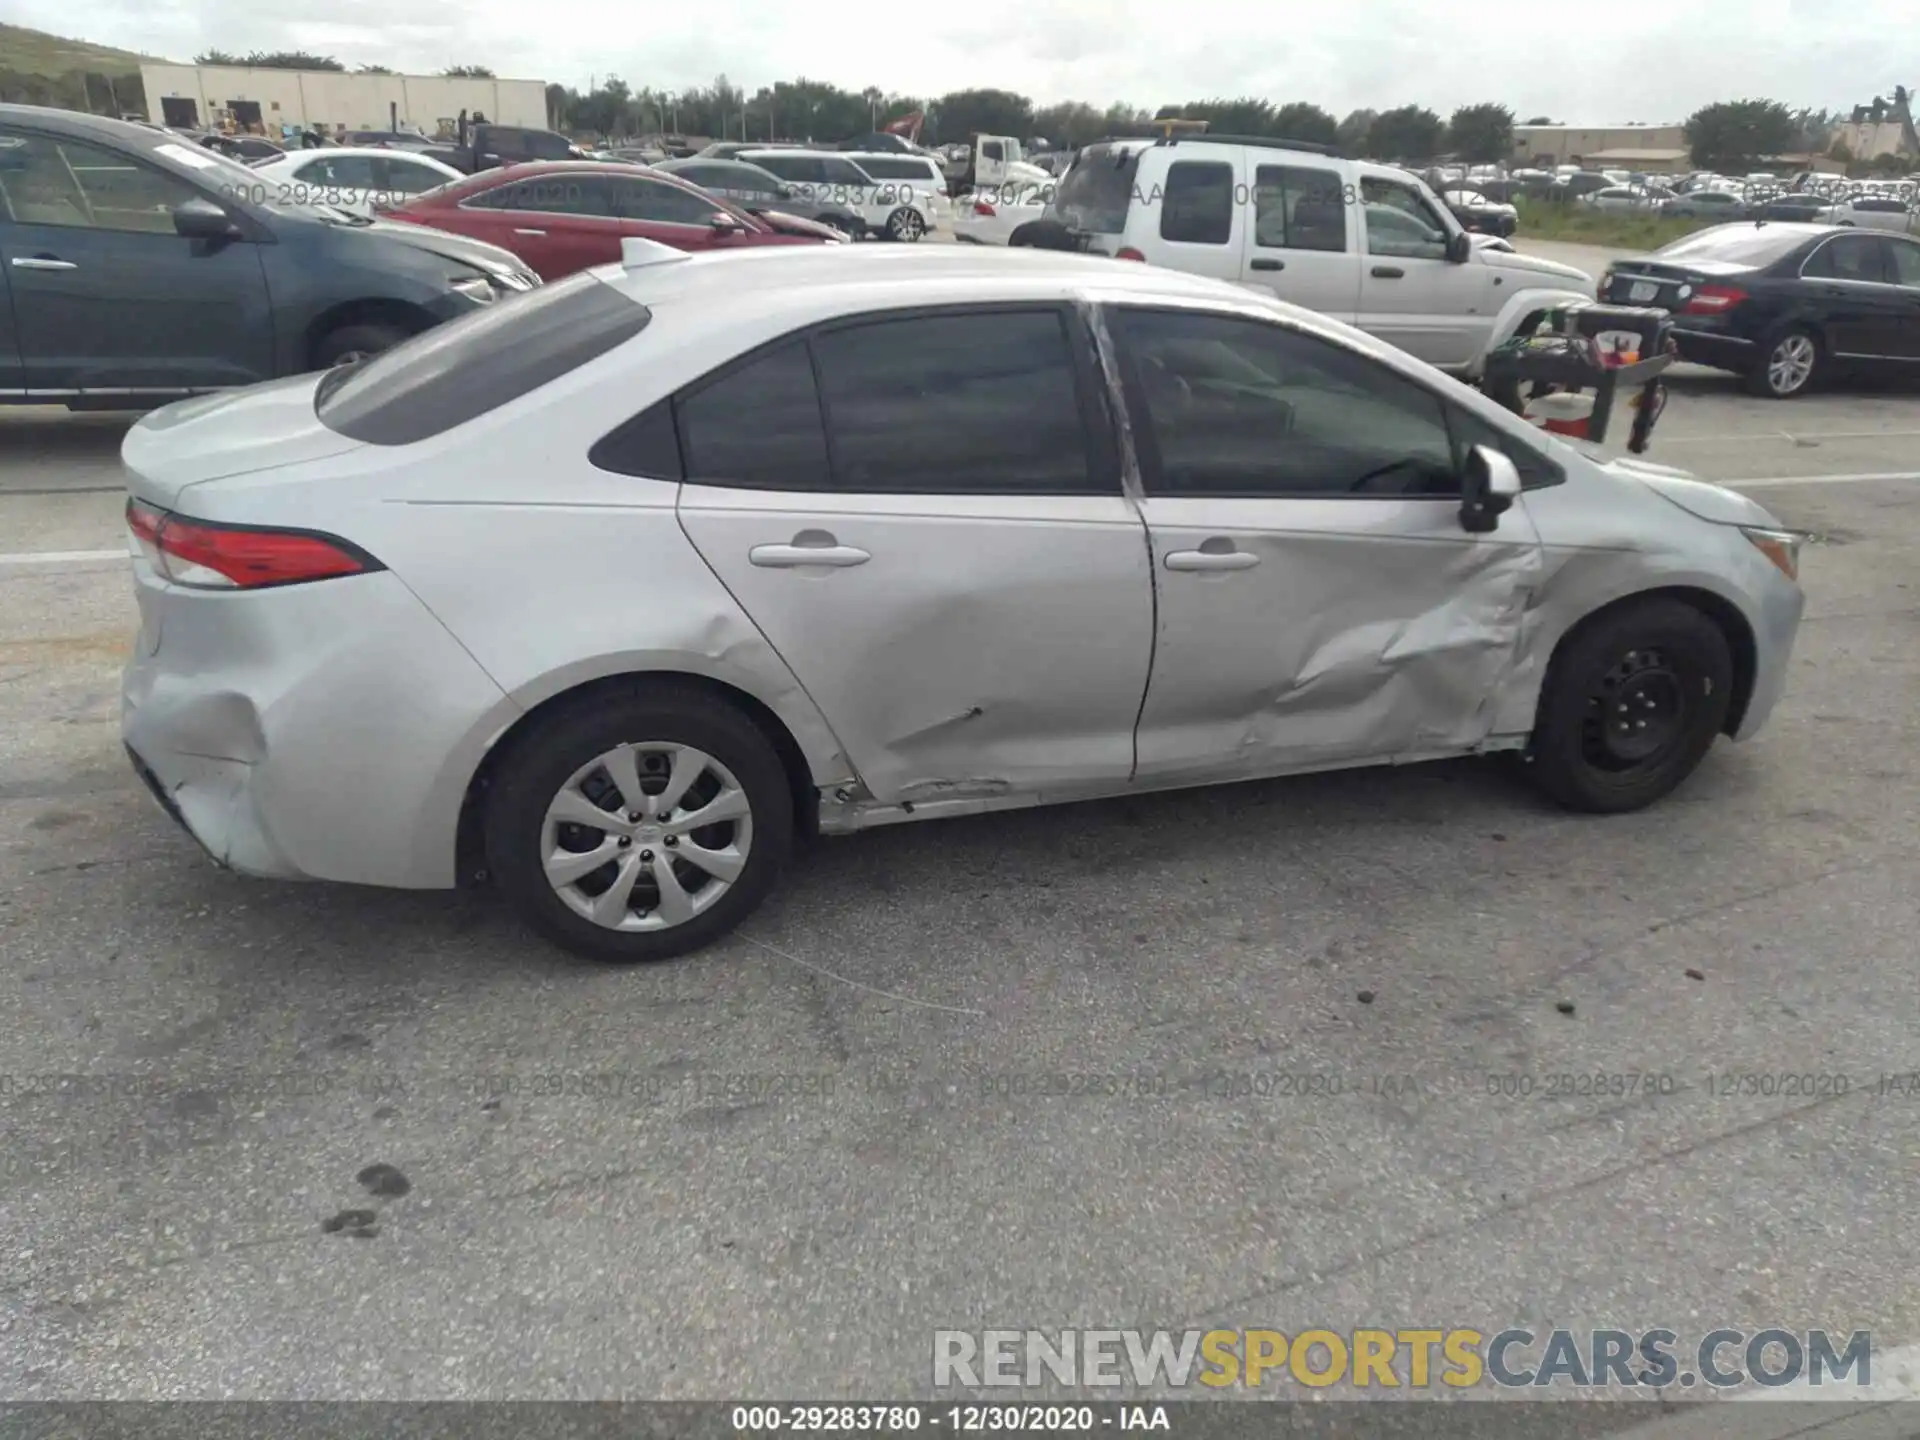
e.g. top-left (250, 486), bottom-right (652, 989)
top-left (1045, 135), bottom-right (1597, 378)
top-left (943, 134), bottom-right (1053, 198)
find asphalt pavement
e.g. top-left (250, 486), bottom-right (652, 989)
top-left (2, 313), bottom-right (1919, 1422)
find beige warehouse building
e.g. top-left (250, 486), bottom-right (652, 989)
top-left (139, 64), bottom-right (548, 137)
top-left (1511, 124), bottom-right (1691, 172)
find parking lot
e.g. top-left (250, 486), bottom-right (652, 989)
top-left (3, 244), bottom-right (1920, 1417)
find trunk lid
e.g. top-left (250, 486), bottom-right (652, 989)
top-left (121, 373), bottom-right (364, 508)
top-left (1599, 258), bottom-right (1754, 310)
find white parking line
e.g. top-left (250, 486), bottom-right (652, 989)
top-left (1661, 430), bottom-right (1920, 446)
top-left (1728, 471), bottom-right (1920, 489)
top-left (0, 548), bottom-right (126, 566)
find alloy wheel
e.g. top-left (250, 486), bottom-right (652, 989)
top-left (891, 209), bottom-right (925, 241)
top-left (1766, 334), bottom-right (1816, 395)
top-left (540, 742), bottom-right (753, 932)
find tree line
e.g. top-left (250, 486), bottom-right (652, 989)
top-left (193, 51), bottom-right (495, 79)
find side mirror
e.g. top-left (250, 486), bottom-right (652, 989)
top-left (1446, 230), bottom-right (1472, 263)
top-left (173, 197), bottom-right (241, 241)
top-left (710, 211), bottom-right (744, 232)
top-left (1459, 444), bottom-right (1521, 533)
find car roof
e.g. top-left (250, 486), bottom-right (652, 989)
top-left (839, 151), bottom-right (938, 163)
top-left (266, 146), bottom-right (452, 163)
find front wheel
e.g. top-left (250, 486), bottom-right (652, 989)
top-left (484, 684), bottom-right (794, 962)
top-left (1524, 599), bottom-right (1734, 813)
top-left (886, 207), bottom-right (927, 241)
top-left (314, 321), bottom-right (409, 369)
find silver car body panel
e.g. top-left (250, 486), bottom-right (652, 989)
top-left (119, 247), bottom-right (1804, 877)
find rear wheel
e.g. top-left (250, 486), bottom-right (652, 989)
top-left (1745, 326), bottom-right (1822, 398)
top-left (484, 685), bottom-right (794, 962)
top-left (814, 212), bottom-right (861, 240)
top-left (886, 207), bottom-right (926, 242)
top-left (1524, 599), bottom-right (1733, 813)
top-left (314, 321), bottom-right (409, 369)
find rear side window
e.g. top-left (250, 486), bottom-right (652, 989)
top-left (676, 341), bottom-right (831, 489)
top-left (811, 310), bottom-right (1094, 493)
top-left (1253, 165), bottom-right (1347, 252)
top-left (1802, 234), bottom-right (1888, 282)
top-left (752, 154), bottom-right (819, 183)
top-left (1053, 144), bottom-right (1141, 234)
top-left (854, 157), bottom-right (921, 180)
top-left (315, 273), bottom-right (650, 445)
top-left (1160, 161), bottom-right (1233, 246)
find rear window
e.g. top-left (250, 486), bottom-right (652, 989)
top-left (315, 272), bottom-right (650, 445)
top-left (1053, 143), bottom-right (1141, 234)
top-left (1652, 226), bottom-right (1811, 267)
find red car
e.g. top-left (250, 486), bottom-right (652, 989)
top-left (377, 160), bottom-right (839, 280)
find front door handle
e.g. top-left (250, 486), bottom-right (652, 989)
top-left (750, 540), bottom-right (871, 568)
top-left (1165, 547), bottom-right (1259, 572)
top-left (1250, 257), bottom-right (1284, 271)
top-left (513, 227), bottom-right (547, 236)
top-left (1371, 265), bottom-right (1405, 278)
top-left (11, 256), bottom-right (76, 271)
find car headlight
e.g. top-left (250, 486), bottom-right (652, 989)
top-left (1741, 526), bottom-right (1803, 582)
top-left (450, 275), bottom-right (497, 304)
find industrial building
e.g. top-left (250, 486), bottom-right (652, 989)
top-left (1510, 124), bottom-right (1691, 173)
top-left (138, 64), bottom-right (548, 138)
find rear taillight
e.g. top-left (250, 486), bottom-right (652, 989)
top-left (972, 200), bottom-right (996, 216)
top-left (1681, 283), bottom-right (1747, 315)
top-left (126, 498), bottom-right (380, 590)
top-left (1116, 246), bottom-right (1146, 261)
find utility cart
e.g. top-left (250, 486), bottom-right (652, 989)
top-left (1481, 302), bottom-right (1677, 454)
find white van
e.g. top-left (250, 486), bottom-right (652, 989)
top-left (1046, 135), bottom-right (1595, 376)
top-left (738, 148), bottom-right (940, 241)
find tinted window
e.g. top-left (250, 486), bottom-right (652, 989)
top-left (750, 154), bottom-right (820, 183)
top-left (810, 310), bottom-right (1094, 493)
top-left (1159, 161), bottom-right (1232, 245)
top-left (316, 273), bottom-right (650, 445)
top-left (1054, 143), bottom-right (1141, 234)
top-left (819, 157), bottom-right (871, 186)
top-left (1856, 198), bottom-right (1907, 213)
top-left (677, 341), bottom-right (830, 489)
top-left (1253, 164), bottom-right (1346, 252)
top-left (1655, 226), bottom-right (1809, 266)
top-left (1360, 177), bottom-right (1448, 258)
top-left (1803, 235), bottom-right (1888, 282)
top-left (618, 178), bottom-right (723, 224)
top-left (1888, 239), bottom-right (1920, 287)
top-left (1115, 308), bottom-right (1457, 497)
top-left (381, 157), bottom-right (450, 194)
top-left (0, 132), bottom-right (203, 234)
top-left (589, 397), bottom-right (684, 480)
top-left (982, 141), bottom-right (1004, 161)
top-left (296, 154), bottom-right (379, 187)
top-left (466, 175), bottom-right (614, 216)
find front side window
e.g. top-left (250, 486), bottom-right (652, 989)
top-left (618, 178), bottom-right (724, 225)
top-left (810, 310), bottom-right (1094, 493)
top-left (819, 158), bottom-right (872, 187)
top-left (1159, 160), bottom-right (1233, 246)
top-left (317, 272), bottom-right (652, 445)
top-left (1114, 307), bottom-right (1458, 497)
top-left (752, 154), bottom-right (820, 184)
top-left (1360, 177), bottom-right (1449, 258)
top-left (1253, 165), bottom-right (1347, 252)
top-left (0, 131), bottom-right (203, 234)
top-left (296, 154), bottom-right (379, 188)
top-left (1886, 238), bottom-right (1920, 287)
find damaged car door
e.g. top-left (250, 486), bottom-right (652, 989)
top-left (1108, 304), bottom-right (1545, 783)
top-left (674, 304), bottom-right (1155, 806)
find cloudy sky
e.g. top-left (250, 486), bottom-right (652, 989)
top-left (23, 0), bottom-right (1920, 123)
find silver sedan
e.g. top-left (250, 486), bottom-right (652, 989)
top-left (120, 244), bottom-right (1806, 961)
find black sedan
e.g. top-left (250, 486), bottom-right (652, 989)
top-left (1598, 223), bottom-right (1920, 397)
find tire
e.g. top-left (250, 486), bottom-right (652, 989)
top-left (483, 683), bottom-right (794, 962)
top-left (1744, 325), bottom-right (1822, 398)
top-left (314, 321), bottom-right (409, 369)
top-left (814, 212), bottom-right (861, 240)
top-left (1524, 599), bottom-right (1734, 814)
top-left (885, 207), bottom-right (927, 242)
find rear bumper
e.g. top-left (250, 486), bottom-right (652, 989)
top-left (1672, 326), bottom-right (1756, 371)
top-left (121, 566), bottom-right (515, 888)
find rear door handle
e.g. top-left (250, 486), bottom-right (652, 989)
top-left (1371, 265), bottom-right (1405, 278)
top-left (749, 542), bottom-right (871, 568)
top-left (513, 227), bottom-right (546, 236)
top-left (1165, 548), bottom-right (1259, 572)
top-left (1250, 257), bottom-right (1284, 271)
top-left (11, 256), bottom-right (76, 271)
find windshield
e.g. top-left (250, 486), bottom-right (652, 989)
top-left (151, 138), bottom-right (364, 220)
top-left (1653, 226), bottom-right (1813, 266)
top-left (1052, 144), bottom-right (1141, 234)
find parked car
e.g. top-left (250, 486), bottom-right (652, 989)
top-left (200, 132), bottom-right (284, 162)
top-left (652, 157), bottom-right (862, 236)
top-left (1579, 185), bottom-right (1669, 213)
top-left (343, 128), bottom-right (436, 150)
top-left (739, 148), bottom-right (942, 240)
top-left (1442, 186), bottom-right (1518, 236)
top-left (1662, 189), bottom-right (1750, 220)
top-left (839, 151), bottom-right (951, 236)
top-left (952, 181), bottom-right (1054, 244)
top-left (247, 147), bottom-right (465, 218)
top-left (1044, 134), bottom-right (1593, 377)
top-left (1548, 171), bottom-right (1613, 201)
top-left (0, 104), bottom-right (538, 405)
top-left (1821, 194), bottom-right (1919, 234)
top-left (1598, 222), bottom-right (1920, 397)
top-left (377, 160), bottom-right (837, 279)
top-left (118, 243), bottom-right (1807, 961)
top-left (431, 123), bottom-right (591, 175)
